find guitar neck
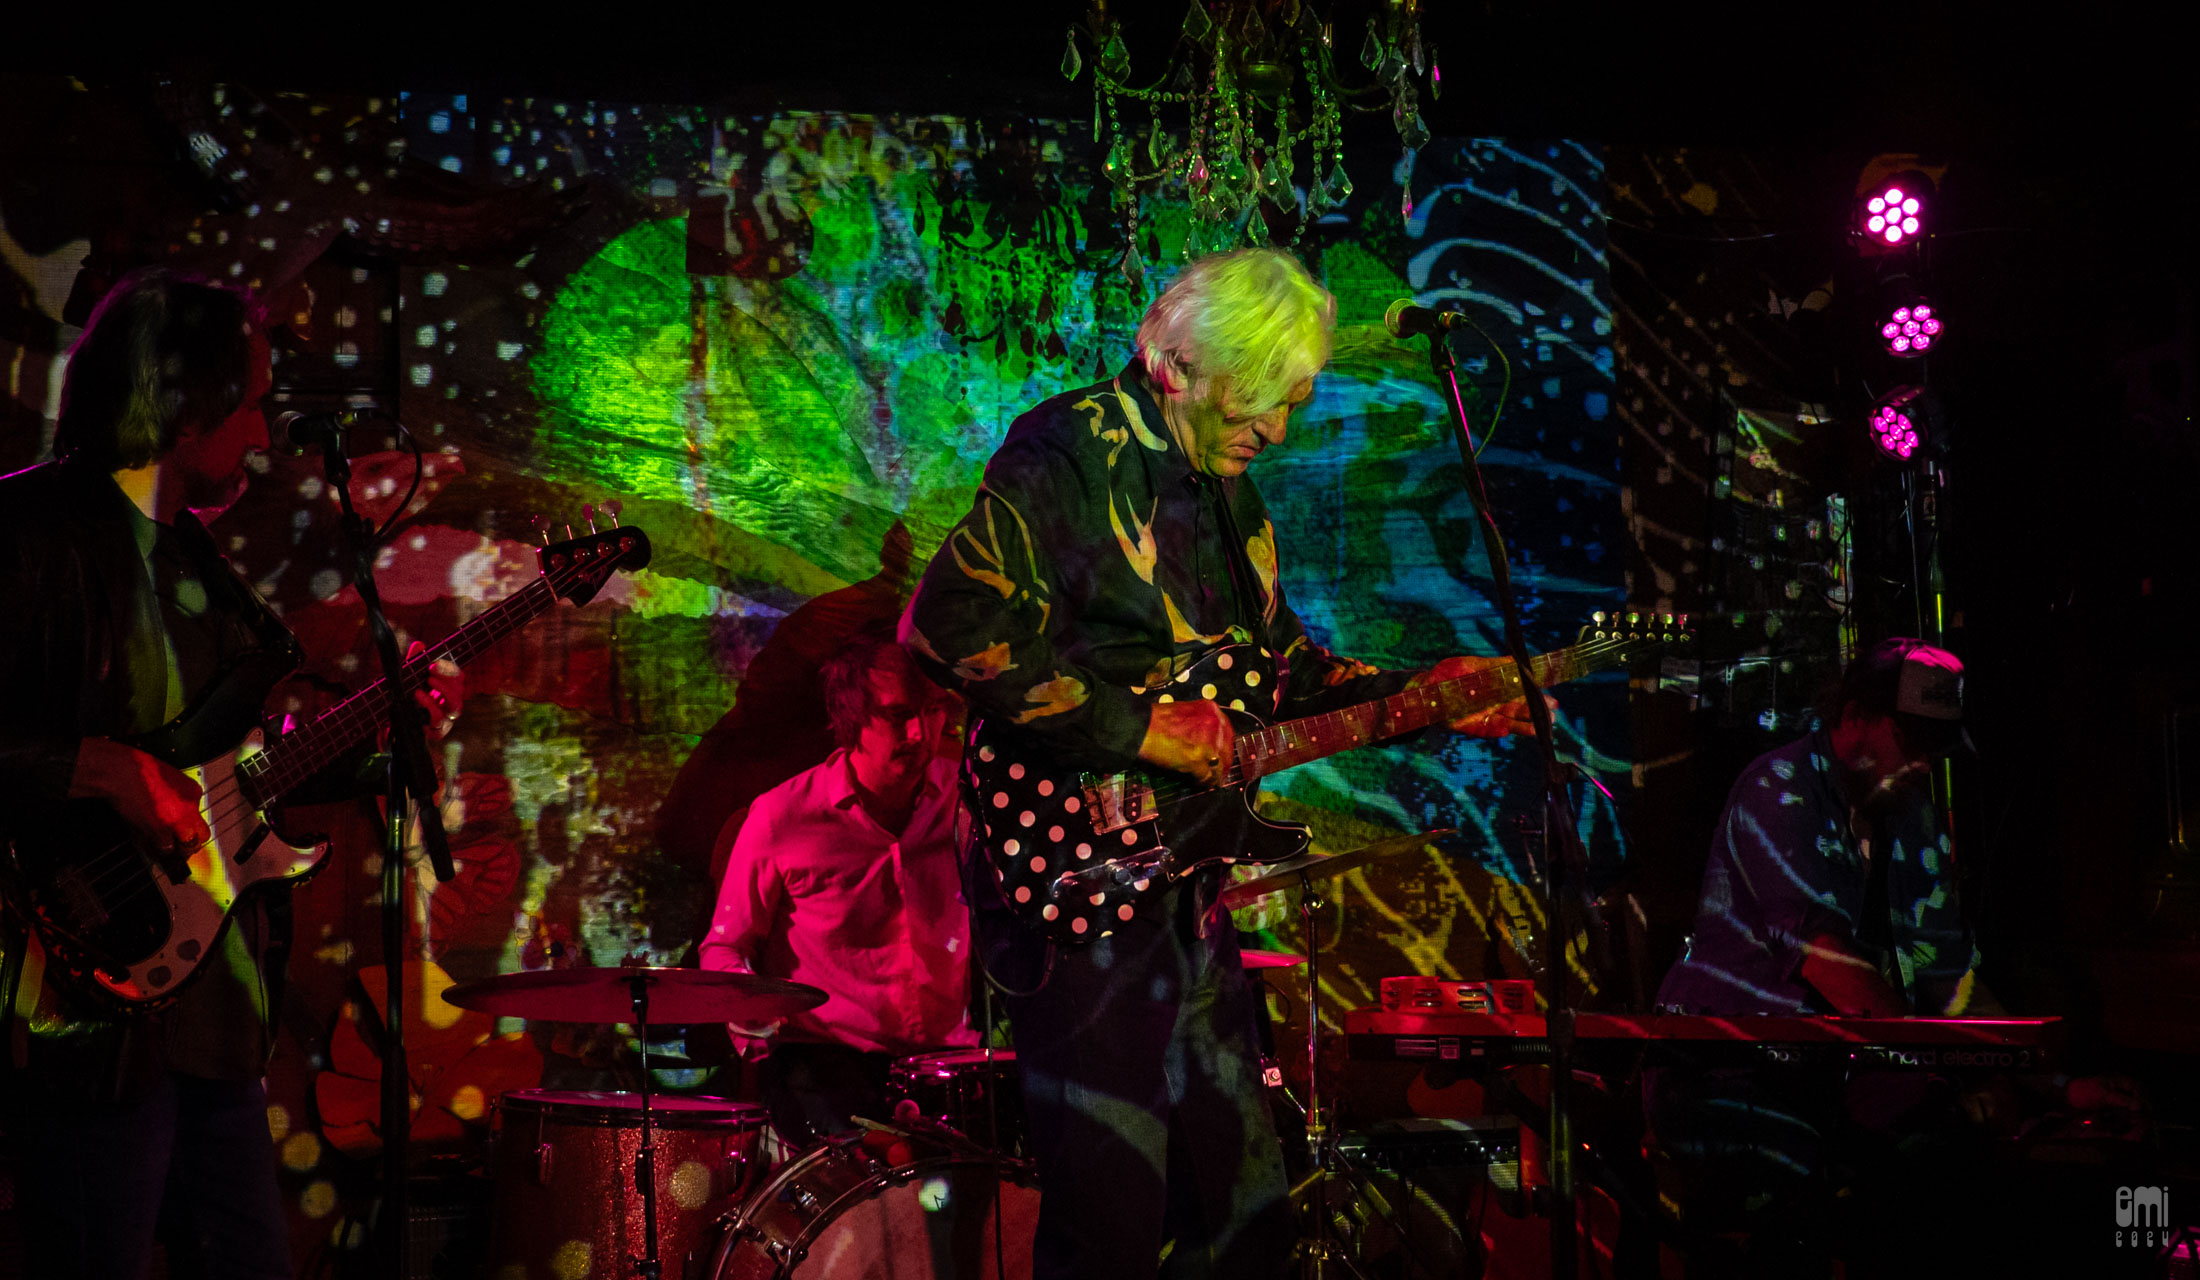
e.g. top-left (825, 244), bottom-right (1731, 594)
top-left (236, 577), bottom-right (559, 803)
top-left (1242, 643), bottom-right (1609, 780)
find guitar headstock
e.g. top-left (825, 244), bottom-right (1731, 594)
top-left (536, 516), bottom-right (652, 606)
top-left (1578, 608), bottom-right (1693, 656)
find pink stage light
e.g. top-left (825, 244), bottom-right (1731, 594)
top-left (1883, 298), bottom-right (1943, 358)
top-left (1862, 183), bottom-right (1926, 246)
top-left (1870, 386), bottom-right (1930, 462)
top-left (1872, 403), bottom-right (1921, 460)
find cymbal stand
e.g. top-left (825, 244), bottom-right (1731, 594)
top-left (1289, 869), bottom-right (1372, 1280)
top-left (626, 975), bottom-right (662, 1280)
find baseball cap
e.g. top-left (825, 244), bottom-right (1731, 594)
top-left (1892, 643), bottom-right (1968, 757)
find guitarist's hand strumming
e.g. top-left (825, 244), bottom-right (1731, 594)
top-left (1138, 698), bottom-right (1236, 787)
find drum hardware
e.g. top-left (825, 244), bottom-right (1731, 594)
top-left (851, 1112), bottom-right (999, 1163)
top-left (1256, 831), bottom-right (1454, 1280)
top-left (886, 1048), bottom-right (1026, 1159)
top-left (1220, 830), bottom-right (1453, 910)
top-left (705, 1126), bottom-right (1039, 1279)
top-left (445, 967), bottom-right (826, 1280)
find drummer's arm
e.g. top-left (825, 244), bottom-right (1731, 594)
top-left (700, 809), bottom-right (787, 1044)
top-left (699, 810), bottom-right (765, 975)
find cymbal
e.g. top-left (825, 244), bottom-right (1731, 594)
top-left (1221, 829), bottom-right (1454, 909)
top-left (441, 966), bottom-right (827, 1025)
top-left (1240, 948), bottom-right (1307, 971)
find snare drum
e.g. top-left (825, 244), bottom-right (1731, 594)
top-left (489, 1090), bottom-right (771, 1280)
top-left (707, 1128), bottom-right (1038, 1279)
top-left (887, 1049), bottom-right (1025, 1156)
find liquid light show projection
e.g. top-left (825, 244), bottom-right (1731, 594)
top-left (0, 79), bottom-right (1622, 1252)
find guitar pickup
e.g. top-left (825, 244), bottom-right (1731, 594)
top-left (52, 867), bottom-right (112, 929)
top-left (1080, 773), bottom-right (1155, 836)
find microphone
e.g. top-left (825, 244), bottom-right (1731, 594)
top-left (273, 409), bottom-right (359, 456)
top-left (1383, 298), bottom-right (1469, 339)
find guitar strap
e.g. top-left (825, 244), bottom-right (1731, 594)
top-left (1203, 476), bottom-right (1261, 635)
top-left (1203, 478), bottom-right (1291, 701)
top-left (1192, 478), bottom-right (1291, 938)
top-left (171, 512), bottom-right (302, 662)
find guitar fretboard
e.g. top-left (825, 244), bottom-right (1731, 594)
top-left (234, 577), bottom-right (560, 803)
top-left (1236, 641), bottom-right (1617, 782)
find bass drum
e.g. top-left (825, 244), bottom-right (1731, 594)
top-left (708, 1128), bottom-right (1039, 1279)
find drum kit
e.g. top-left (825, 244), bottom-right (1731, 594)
top-left (439, 832), bottom-right (1434, 1280)
top-left (441, 967), bottom-right (1038, 1280)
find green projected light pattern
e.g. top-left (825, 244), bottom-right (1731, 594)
top-left (425, 107), bottom-right (1623, 1030)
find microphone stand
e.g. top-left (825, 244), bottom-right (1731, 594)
top-left (1419, 327), bottom-right (1593, 1280)
top-left (311, 427), bottom-right (457, 1280)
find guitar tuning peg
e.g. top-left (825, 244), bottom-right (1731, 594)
top-left (1593, 610), bottom-right (1607, 626)
top-left (529, 514), bottom-right (551, 546)
top-left (583, 503), bottom-right (598, 535)
top-left (603, 498), bottom-right (623, 528)
top-left (565, 523), bottom-right (575, 541)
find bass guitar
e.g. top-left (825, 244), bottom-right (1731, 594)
top-left (965, 610), bottom-right (1688, 945)
top-left (2, 522), bottom-right (651, 1010)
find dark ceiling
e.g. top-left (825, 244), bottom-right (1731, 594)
top-left (3, 2), bottom-right (2191, 151)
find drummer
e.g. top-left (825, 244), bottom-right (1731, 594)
top-left (698, 627), bottom-right (977, 1145)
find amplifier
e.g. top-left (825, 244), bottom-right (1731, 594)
top-left (1335, 1116), bottom-right (1519, 1174)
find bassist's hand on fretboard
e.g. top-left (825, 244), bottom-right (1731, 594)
top-left (407, 640), bottom-right (467, 742)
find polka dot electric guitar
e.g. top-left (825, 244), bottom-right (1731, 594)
top-left (965, 611), bottom-right (1689, 945)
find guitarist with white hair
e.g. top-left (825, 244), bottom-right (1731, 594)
top-left (902, 248), bottom-right (1538, 1280)
top-left (0, 269), bottom-right (462, 1280)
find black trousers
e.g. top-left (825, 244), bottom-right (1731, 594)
top-left (983, 881), bottom-right (1293, 1280)
top-left (755, 1041), bottom-right (897, 1149)
top-left (0, 1071), bottom-right (293, 1280)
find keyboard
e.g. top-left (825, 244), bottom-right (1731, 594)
top-left (1344, 1009), bottom-right (2062, 1071)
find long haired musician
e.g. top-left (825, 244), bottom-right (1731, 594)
top-left (0, 270), bottom-right (461, 1280)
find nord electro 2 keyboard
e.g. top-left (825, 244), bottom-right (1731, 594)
top-left (1345, 1009), bottom-right (2063, 1071)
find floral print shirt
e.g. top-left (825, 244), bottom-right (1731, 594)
top-left (903, 366), bottom-right (1409, 773)
top-left (1656, 726), bottom-right (1984, 1016)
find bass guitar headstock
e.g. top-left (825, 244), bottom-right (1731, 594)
top-left (1577, 608), bottom-right (1692, 659)
top-left (535, 503), bottom-right (651, 605)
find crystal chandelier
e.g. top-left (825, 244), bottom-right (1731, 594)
top-left (1064, 0), bottom-right (1438, 285)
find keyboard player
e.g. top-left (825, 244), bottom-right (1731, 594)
top-left (1649, 639), bottom-right (1998, 1268)
top-left (1658, 638), bottom-right (1992, 1023)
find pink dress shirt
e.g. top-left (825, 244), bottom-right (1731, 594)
top-left (698, 749), bottom-right (976, 1056)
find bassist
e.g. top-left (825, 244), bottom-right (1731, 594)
top-left (901, 248), bottom-right (1534, 1280)
top-left (0, 270), bottom-right (460, 1280)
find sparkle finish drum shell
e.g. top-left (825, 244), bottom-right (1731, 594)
top-left (488, 1090), bottom-right (771, 1280)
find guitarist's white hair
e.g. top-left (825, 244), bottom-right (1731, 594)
top-left (1136, 249), bottom-right (1335, 414)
